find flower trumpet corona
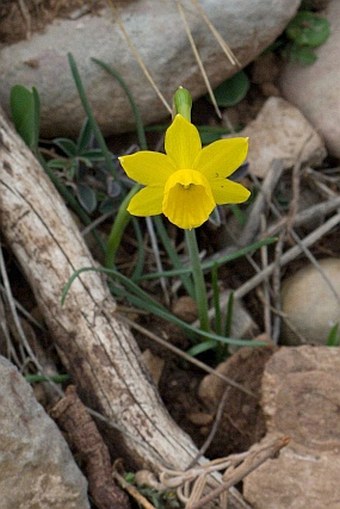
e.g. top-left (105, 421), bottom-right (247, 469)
top-left (119, 114), bottom-right (250, 230)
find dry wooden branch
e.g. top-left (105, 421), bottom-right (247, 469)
top-left (0, 109), bottom-right (194, 467)
top-left (0, 109), bottom-right (247, 508)
top-left (51, 385), bottom-right (130, 509)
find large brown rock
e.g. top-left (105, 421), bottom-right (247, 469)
top-left (244, 346), bottom-right (340, 509)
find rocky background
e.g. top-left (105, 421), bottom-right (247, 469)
top-left (1, 1), bottom-right (340, 508)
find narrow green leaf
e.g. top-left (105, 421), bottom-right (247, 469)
top-left (62, 266), bottom-right (266, 347)
top-left (67, 53), bottom-right (116, 177)
top-left (187, 340), bottom-right (219, 357)
top-left (327, 323), bottom-right (340, 347)
top-left (92, 58), bottom-right (148, 151)
top-left (10, 85), bottom-right (40, 152)
top-left (77, 118), bottom-right (94, 153)
top-left (79, 149), bottom-right (105, 161)
top-left (139, 237), bottom-right (277, 280)
top-left (224, 292), bottom-right (234, 337)
top-left (211, 263), bottom-right (222, 336)
top-left (25, 374), bottom-right (70, 383)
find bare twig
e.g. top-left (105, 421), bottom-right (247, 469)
top-left (112, 469), bottom-right (157, 509)
top-left (0, 292), bottom-right (20, 363)
top-left (0, 282), bottom-right (45, 330)
top-left (264, 175), bottom-right (340, 305)
top-left (120, 314), bottom-right (256, 397)
top-left (232, 211), bottom-right (340, 301)
top-left (81, 211), bottom-right (113, 237)
top-left (286, 158), bottom-right (303, 234)
top-left (271, 233), bottom-right (285, 343)
top-left (146, 217), bottom-right (170, 306)
top-left (187, 386), bottom-right (230, 469)
top-left (155, 435), bottom-right (289, 509)
top-left (239, 160), bottom-right (284, 246)
top-left (17, 0), bottom-right (31, 38)
top-left (176, 0), bottom-right (221, 119)
top-left (187, 435), bottom-right (290, 509)
top-left (0, 242), bottom-right (49, 374)
top-left (289, 228), bottom-right (340, 305)
top-left (190, 0), bottom-right (240, 66)
top-left (266, 195), bottom-right (340, 237)
top-left (109, 0), bottom-right (172, 114)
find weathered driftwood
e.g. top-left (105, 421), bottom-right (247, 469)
top-left (0, 110), bottom-right (249, 508)
top-left (0, 108), bottom-right (198, 468)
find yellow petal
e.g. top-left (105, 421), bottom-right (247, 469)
top-left (127, 186), bottom-right (164, 216)
top-left (194, 138), bottom-right (248, 179)
top-left (165, 114), bottom-right (202, 169)
top-left (162, 169), bottom-right (215, 229)
top-left (210, 178), bottom-right (251, 205)
top-left (119, 152), bottom-right (175, 185)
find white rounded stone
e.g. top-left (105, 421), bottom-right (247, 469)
top-left (281, 258), bottom-right (340, 345)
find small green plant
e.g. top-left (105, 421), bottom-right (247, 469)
top-left (118, 87), bottom-right (251, 333)
top-left (210, 70), bottom-right (250, 107)
top-left (56, 72), bottom-right (271, 360)
top-left (11, 60), bottom-right (269, 364)
top-left (46, 120), bottom-right (125, 215)
top-left (10, 85), bottom-right (40, 152)
top-left (326, 323), bottom-right (340, 347)
top-left (25, 374), bottom-right (70, 383)
top-left (281, 10), bottom-right (330, 64)
top-left (124, 473), bottom-right (180, 509)
top-left (9, 82), bottom-right (108, 253)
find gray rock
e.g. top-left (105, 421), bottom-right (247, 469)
top-left (238, 97), bottom-right (326, 178)
top-left (244, 346), bottom-right (340, 509)
top-left (280, 0), bottom-right (340, 157)
top-left (280, 258), bottom-right (340, 345)
top-left (0, 356), bottom-right (89, 509)
top-left (0, 0), bottom-right (300, 137)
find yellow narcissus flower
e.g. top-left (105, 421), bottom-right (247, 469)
top-left (119, 114), bottom-right (250, 230)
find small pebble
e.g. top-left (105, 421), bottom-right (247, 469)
top-left (172, 296), bottom-right (198, 323)
top-left (187, 412), bottom-right (213, 426)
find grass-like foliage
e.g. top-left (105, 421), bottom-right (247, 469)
top-left (10, 53), bottom-right (273, 361)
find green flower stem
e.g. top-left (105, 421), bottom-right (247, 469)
top-left (153, 216), bottom-right (194, 298)
top-left (175, 87), bottom-right (210, 333)
top-left (185, 229), bottom-right (210, 332)
top-left (105, 184), bottom-right (140, 268)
